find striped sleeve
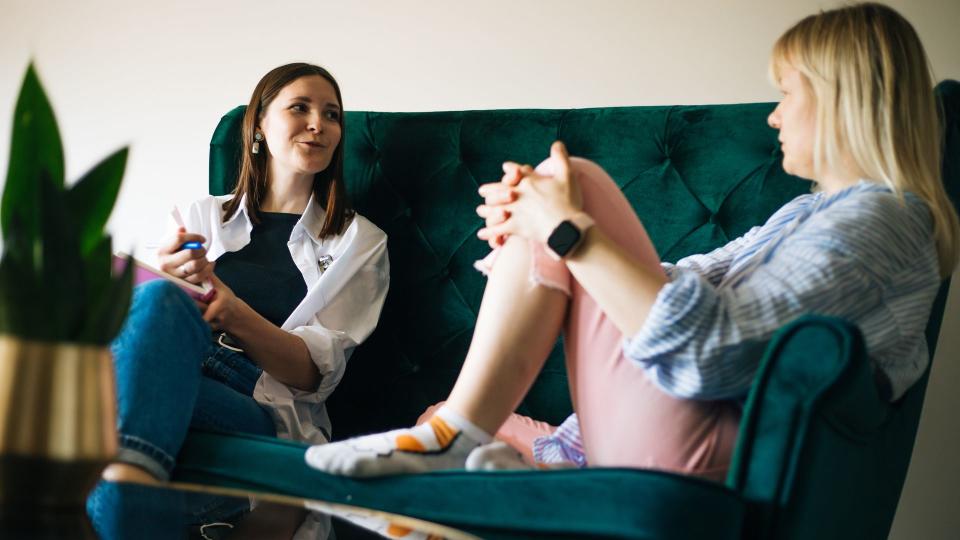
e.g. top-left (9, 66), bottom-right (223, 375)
top-left (665, 194), bottom-right (815, 284)
top-left (666, 225), bottom-right (762, 285)
top-left (622, 190), bottom-right (931, 400)
top-left (531, 414), bottom-right (588, 468)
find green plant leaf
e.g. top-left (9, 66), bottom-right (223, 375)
top-left (67, 148), bottom-right (128, 256)
top-left (0, 63), bottom-right (133, 345)
top-left (78, 235), bottom-right (114, 342)
top-left (80, 234), bottom-right (111, 322)
top-left (105, 254), bottom-right (134, 343)
top-left (38, 167), bottom-right (84, 340)
top-left (81, 252), bottom-right (133, 344)
top-left (1, 63), bottom-right (65, 246)
top-left (0, 218), bottom-right (46, 340)
top-left (83, 235), bottom-right (112, 283)
top-left (0, 253), bottom-right (30, 336)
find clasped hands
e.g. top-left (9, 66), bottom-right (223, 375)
top-left (477, 141), bottom-right (584, 249)
top-left (157, 227), bottom-right (244, 331)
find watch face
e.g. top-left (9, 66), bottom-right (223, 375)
top-left (547, 221), bottom-right (582, 258)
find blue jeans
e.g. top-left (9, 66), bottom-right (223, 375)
top-left (87, 281), bottom-right (277, 538)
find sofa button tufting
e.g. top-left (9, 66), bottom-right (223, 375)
top-left (438, 268), bottom-right (451, 280)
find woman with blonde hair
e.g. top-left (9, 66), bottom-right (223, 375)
top-left (306, 2), bottom-right (959, 479)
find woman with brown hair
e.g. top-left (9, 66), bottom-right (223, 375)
top-left (87, 63), bottom-right (389, 538)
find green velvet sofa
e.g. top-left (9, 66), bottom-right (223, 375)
top-left (172, 80), bottom-right (960, 539)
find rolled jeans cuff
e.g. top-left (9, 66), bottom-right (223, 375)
top-left (117, 434), bottom-right (175, 481)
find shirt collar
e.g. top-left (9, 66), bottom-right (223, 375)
top-left (222, 193), bottom-right (251, 227)
top-left (296, 192), bottom-right (327, 245)
top-left (814, 178), bottom-right (892, 209)
top-left (220, 192), bottom-right (328, 244)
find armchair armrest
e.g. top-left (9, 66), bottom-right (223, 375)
top-left (728, 315), bottom-right (909, 540)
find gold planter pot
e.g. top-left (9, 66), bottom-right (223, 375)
top-left (0, 335), bottom-right (116, 514)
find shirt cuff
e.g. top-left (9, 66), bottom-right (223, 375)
top-left (288, 324), bottom-right (351, 399)
top-left (621, 266), bottom-right (709, 367)
top-left (531, 414), bottom-right (588, 468)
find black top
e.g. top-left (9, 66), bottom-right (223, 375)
top-left (214, 212), bottom-right (308, 327)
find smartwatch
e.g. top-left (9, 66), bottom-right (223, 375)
top-left (546, 213), bottom-right (595, 260)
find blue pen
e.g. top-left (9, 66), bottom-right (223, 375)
top-left (170, 206), bottom-right (203, 252)
top-left (178, 241), bottom-right (203, 251)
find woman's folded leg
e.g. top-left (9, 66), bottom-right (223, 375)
top-left (305, 156), bottom-right (739, 480)
top-left (88, 280), bottom-right (279, 538)
top-left (305, 234), bottom-right (570, 476)
top-left (109, 280), bottom-right (212, 480)
top-left (550, 158), bottom-right (740, 478)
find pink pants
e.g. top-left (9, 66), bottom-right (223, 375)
top-left (426, 157), bottom-right (741, 481)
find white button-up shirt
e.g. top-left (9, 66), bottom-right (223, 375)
top-left (181, 193), bottom-right (389, 445)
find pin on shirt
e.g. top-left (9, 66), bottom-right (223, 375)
top-left (318, 255), bottom-right (334, 273)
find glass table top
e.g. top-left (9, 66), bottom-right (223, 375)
top-left (0, 479), bottom-right (477, 540)
top-left (167, 479), bottom-right (479, 540)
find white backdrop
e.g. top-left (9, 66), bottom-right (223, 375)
top-left (2, 1), bottom-right (958, 537)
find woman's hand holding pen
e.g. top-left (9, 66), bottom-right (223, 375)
top-left (476, 141), bottom-right (583, 247)
top-left (156, 226), bottom-right (255, 337)
top-left (157, 227), bottom-right (214, 284)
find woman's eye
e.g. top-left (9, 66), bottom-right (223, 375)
top-left (325, 110), bottom-right (341, 121)
top-left (290, 104), bottom-right (307, 113)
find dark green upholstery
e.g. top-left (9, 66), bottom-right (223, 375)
top-left (177, 430), bottom-right (744, 539)
top-left (209, 102), bottom-right (811, 431)
top-left (178, 81), bottom-right (960, 538)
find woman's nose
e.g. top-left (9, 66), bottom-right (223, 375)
top-left (768, 107), bottom-right (781, 129)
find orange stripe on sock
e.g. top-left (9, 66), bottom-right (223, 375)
top-left (394, 434), bottom-right (427, 452)
top-left (429, 416), bottom-right (459, 448)
top-left (386, 523), bottom-right (413, 537)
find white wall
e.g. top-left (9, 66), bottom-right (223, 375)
top-left (1, 0), bottom-right (957, 537)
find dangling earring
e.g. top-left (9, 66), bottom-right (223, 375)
top-left (252, 132), bottom-right (263, 154)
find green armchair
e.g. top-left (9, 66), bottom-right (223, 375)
top-left (173, 80), bottom-right (960, 539)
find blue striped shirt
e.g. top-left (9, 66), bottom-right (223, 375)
top-left (533, 180), bottom-right (941, 467)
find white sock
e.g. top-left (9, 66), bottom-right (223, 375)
top-left (304, 407), bottom-right (492, 477)
top-left (465, 441), bottom-right (532, 471)
top-left (465, 441), bottom-right (581, 471)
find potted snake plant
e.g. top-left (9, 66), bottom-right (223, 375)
top-left (0, 63), bottom-right (133, 532)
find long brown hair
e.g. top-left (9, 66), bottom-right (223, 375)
top-left (222, 63), bottom-right (353, 238)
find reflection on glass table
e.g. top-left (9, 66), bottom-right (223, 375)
top-left (94, 479), bottom-right (477, 540)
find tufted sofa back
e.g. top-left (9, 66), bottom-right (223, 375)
top-left (209, 83), bottom-right (957, 440)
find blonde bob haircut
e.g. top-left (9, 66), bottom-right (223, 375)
top-left (770, 2), bottom-right (959, 278)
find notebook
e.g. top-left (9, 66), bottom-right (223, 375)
top-left (113, 252), bottom-right (210, 300)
